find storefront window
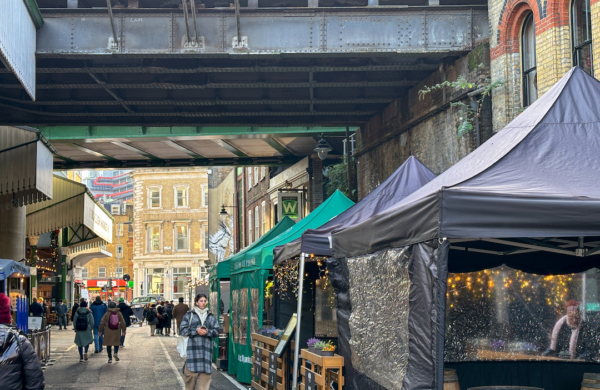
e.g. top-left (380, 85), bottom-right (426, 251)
top-left (572, 0), bottom-right (593, 75)
top-left (175, 225), bottom-right (188, 251)
top-left (521, 13), bottom-right (537, 107)
top-left (315, 278), bottom-right (338, 337)
top-left (147, 268), bottom-right (164, 295)
top-left (148, 226), bottom-right (160, 252)
top-left (173, 267), bottom-right (191, 300)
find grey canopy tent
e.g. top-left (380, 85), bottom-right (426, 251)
top-left (273, 156), bottom-right (437, 264)
top-left (329, 67), bottom-right (600, 390)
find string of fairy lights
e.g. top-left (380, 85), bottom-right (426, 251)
top-left (446, 267), bottom-right (577, 311)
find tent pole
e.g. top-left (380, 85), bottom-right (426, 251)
top-left (292, 253), bottom-right (306, 390)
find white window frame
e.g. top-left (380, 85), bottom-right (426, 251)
top-left (204, 225), bottom-right (209, 250)
top-left (147, 225), bottom-right (161, 253)
top-left (98, 267), bottom-right (106, 278)
top-left (255, 205), bottom-right (260, 239)
top-left (82, 268), bottom-right (88, 279)
top-left (201, 185), bottom-right (208, 207)
top-left (111, 204), bottom-right (120, 215)
top-left (254, 167), bottom-right (259, 186)
top-left (261, 166), bottom-right (266, 179)
top-left (174, 184), bottom-right (190, 209)
top-left (116, 267), bottom-right (124, 278)
top-left (261, 201), bottom-right (267, 235)
top-left (247, 167), bottom-right (252, 190)
top-left (148, 186), bottom-right (162, 209)
top-left (116, 244), bottom-right (124, 259)
top-left (174, 224), bottom-right (189, 251)
top-left (248, 210), bottom-right (253, 244)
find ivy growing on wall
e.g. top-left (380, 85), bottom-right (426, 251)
top-left (323, 157), bottom-right (355, 199)
top-left (419, 76), bottom-right (504, 138)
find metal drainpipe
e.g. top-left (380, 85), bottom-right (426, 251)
top-left (468, 87), bottom-right (486, 148)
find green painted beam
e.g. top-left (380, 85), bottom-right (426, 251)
top-left (24, 0), bottom-right (44, 29)
top-left (263, 138), bottom-right (293, 156)
top-left (38, 126), bottom-right (352, 141)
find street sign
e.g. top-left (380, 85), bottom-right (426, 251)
top-left (253, 346), bottom-right (262, 380)
top-left (268, 352), bottom-right (277, 388)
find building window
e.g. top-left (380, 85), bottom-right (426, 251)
top-left (116, 244), bottom-right (123, 259)
top-left (148, 226), bottom-right (161, 252)
top-left (262, 201), bottom-right (268, 234)
top-left (175, 225), bottom-right (188, 251)
top-left (82, 268), bottom-right (88, 279)
top-left (572, 0), bottom-right (593, 75)
top-left (98, 267), bottom-right (106, 278)
top-left (248, 210), bottom-right (253, 244)
top-left (261, 166), bottom-right (266, 179)
top-left (111, 204), bottom-right (120, 215)
top-left (254, 167), bottom-right (259, 186)
top-left (173, 267), bottom-right (192, 300)
top-left (149, 187), bottom-right (161, 209)
top-left (521, 13), bottom-right (537, 107)
top-left (255, 205), bottom-right (260, 239)
top-left (202, 185), bottom-right (208, 207)
top-left (247, 167), bottom-right (252, 190)
top-left (116, 267), bottom-right (123, 278)
top-left (204, 225), bottom-right (209, 250)
top-left (175, 186), bottom-right (189, 208)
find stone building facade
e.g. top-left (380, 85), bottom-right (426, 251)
top-left (244, 166), bottom-right (272, 247)
top-left (131, 168), bottom-right (209, 301)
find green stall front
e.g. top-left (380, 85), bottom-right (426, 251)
top-left (227, 217), bottom-right (296, 380)
top-left (229, 190), bottom-right (354, 384)
top-left (209, 259), bottom-right (231, 363)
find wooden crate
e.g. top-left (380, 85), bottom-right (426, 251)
top-left (251, 333), bottom-right (294, 390)
top-left (298, 349), bottom-right (344, 390)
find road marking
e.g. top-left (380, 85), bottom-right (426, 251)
top-left (215, 363), bottom-right (248, 390)
top-left (158, 336), bottom-right (185, 390)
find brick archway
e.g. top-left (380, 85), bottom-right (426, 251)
top-left (491, 0), bottom-right (539, 60)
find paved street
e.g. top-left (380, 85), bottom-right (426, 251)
top-left (42, 323), bottom-right (243, 390)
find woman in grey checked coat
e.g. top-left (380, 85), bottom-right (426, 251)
top-left (179, 294), bottom-right (219, 390)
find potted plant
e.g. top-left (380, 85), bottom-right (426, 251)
top-left (321, 340), bottom-right (336, 357)
top-left (307, 338), bottom-right (320, 354)
top-left (313, 340), bottom-right (327, 355)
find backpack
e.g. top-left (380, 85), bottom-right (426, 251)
top-left (146, 309), bottom-right (155, 321)
top-left (108, 312), bottom-right (120, 330)
top-left (75, 313), bottom-right (88, 331)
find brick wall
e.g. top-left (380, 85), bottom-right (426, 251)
top-left (243, 166), bottom-right (271, 247)
top-left (355, 45), bottom-right (493, 198)
top-left (86, 214), bottom-right (134, 279)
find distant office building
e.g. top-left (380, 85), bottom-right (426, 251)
top-left (84, 170), bottom-right (134, 214)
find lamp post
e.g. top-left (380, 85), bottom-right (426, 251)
top-left (116, 221), bottom-right (132, 298)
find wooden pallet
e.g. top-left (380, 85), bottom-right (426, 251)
top-left (298, 349), bottom-right (344, 390)
top-left (251, 333), bottom-right (294, 390)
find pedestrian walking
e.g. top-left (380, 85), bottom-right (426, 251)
top-left (146, 303), bottom-right (159, 336)
top-left (156, 302), bottom-right (164, 335)
top-left (172, 297), bottom-right (189, 337)
top-left (56, 299), bottom-right (68, 330)
top-left (29, 298), bottom-right (44, 317)
top-left (179, 294), bottom-right (219, 390)
top-left (91, 296), bottom-right (107, 353)
top-left (143, 304), bottom-right (149, 325)
top-left (73, 301), bottom-right (94, 363)
top-left (70, 299), bottom-right (80, 328)
top-left (117, 298), bottom-right (133, 347)
top-left (164, 302), bottom-right (173, 336)
top-left (0, 293), bottom-right (45, 390)
top-left (98, 301), bottom-right (126, 363)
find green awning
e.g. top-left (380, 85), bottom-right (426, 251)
top-left (228, 216), bottom-right (296, 275)
top-left (233, 190), bottom-right (354, 275)
top-left (209, 259), bottom-right (231, 281)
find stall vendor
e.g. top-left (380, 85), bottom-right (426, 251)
top-left (542, 299), bottom-right (598, 360)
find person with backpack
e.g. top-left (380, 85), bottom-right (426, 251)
top-left (91, 296), bottom-right (107, 353)
top-left (179, 294), bottom-right (219, 390)
top-left (73, 301), bottom-right (94, 363)
top-left (98, 301), bottom-right (126, 363)
top-left (146, 303), bottom-right (159, 336)
top-left (0, 293), bottom-right (45, 390)
top-left (163, 302), bottom-right (172, 336)
top-left (156, 302), bottom-right (164, 336)
top-left (117, 298), bottom-right (133, 347)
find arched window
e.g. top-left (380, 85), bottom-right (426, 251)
top-left (572, 0), bottom-right (593, 74)
top-left (521, 13), bottom-right (537, 106)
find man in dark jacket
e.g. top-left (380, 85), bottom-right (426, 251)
top-left (56, 299), bottom-right (68, 330)
top-left (91, 296), bottom-right (107, 353)
top-left (118, 298), bottom-right (133, 346)
top-left (29, 298), bottom-right (44, 317)
top-left (0, 293), bottom-right (45, 390)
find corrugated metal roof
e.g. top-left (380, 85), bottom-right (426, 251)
top-left (26, 175), bottom-right (112, 237)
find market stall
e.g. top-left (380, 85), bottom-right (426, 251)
top-left (271, 156), bottom-right (436, 372)
top-left (329, 67), bottom-right (600, 390)
top-left (0, 259), bottom-right (31, 322)
top-left (227, 216), bottom-right (297, 379)
top-left (209, 259), bottom-right (231, 365)
top-left (230, 191), bottom-right (354, 384)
